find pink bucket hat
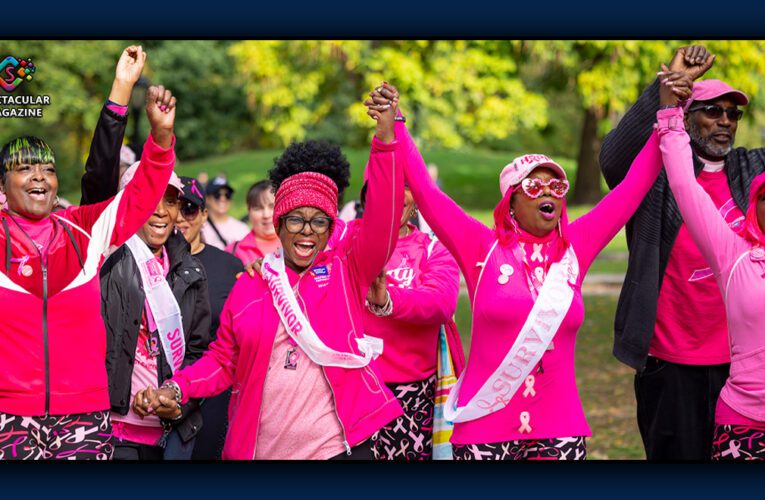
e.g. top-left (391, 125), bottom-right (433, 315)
top-left (499, 154), bottom-right (567, 197)
top-left (119, 161), bottom-right (184, 194)
top-left (684, 79), bottom-right (749, 110)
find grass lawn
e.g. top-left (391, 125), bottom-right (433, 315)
top-left (455, 294), bottom-right (644, 460)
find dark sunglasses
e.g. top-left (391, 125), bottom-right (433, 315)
top-left (180, 202), bottom-right (201, 221)
top-left (212, 190), bottom-right (233, 201)
top-left (687, 104), bottom-right (744, 122)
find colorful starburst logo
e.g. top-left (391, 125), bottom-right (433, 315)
top-left (1, 56), bottom-right (36, 92)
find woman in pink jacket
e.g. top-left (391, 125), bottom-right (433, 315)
top-left (0, 86), bottom-right (177, 460)
top-left (657, 68), bottom-right (765, 461)
top-left (367, 78), bottom-right (688, 459)
top-left (357, 178), bottom-right (462, 460)
top-left (133, 88), bottom-right (406, 460)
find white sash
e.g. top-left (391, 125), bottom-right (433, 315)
top-left (444, 245), bottom-right (579, 422)
top-left (125, 235), bottom-right (185, 373)
top-left (262, 249), bottom-right (383, 368)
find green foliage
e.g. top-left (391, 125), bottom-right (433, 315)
top-left (147, 41), bottom-right (252, 159)
top-left (230, 40), bottom-right (548, 149)
top-left (1, 40), bottom-right (127, 195)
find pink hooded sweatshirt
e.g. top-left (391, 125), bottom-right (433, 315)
top-left (362, 224), bottom-right (460, 383)
top-left (659, 107), bottom-right (765, 423)
top-left (398, 119), bottom-right (663, 444)
top-left (171, 137), bottom-right (406, 459)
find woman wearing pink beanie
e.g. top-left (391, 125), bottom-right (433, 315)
top-left (132, 86), bottom-right (407, 460)
top-left (366, 77), bottom-right (688, 459)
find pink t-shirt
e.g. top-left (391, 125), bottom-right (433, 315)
top-left (112, 249), bottom-right (170, 446)
top-left (254, 324), bottom-right (347, 460)
top-left (651, 168), bottom-right (744, 365)
top-left (111, 312), bottom-right (165, 446)
top-left (202, 217), bottom-right (250, 250)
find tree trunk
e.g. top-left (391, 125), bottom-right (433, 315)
top-left (571, 106), bottom-right (605, 205)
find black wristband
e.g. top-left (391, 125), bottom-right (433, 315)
top-left (394, 116), bottom-right (406, 122)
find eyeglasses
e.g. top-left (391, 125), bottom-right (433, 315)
top-left (212, 190), bottom-right (232, 201)
top-left (687, 104), bottom-right (744, 122)
top-left (520, 177), bottom-right (569, 199)
top-left (180, 202), bottom-right (201, 221)
top-left (281, 215), bottom-right (332, 234)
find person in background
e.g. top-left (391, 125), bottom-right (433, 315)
top-left (202, 176), bottom-right (249, 250)
top-left (598, 46), bottom-right (762, 460)
top-left (656, 55), bottom-right (765, 460)
top-left (355, 179), bottom-right (462, 460)
top-left (227, 180), bottom-right (280, 264)
top-left (176, 175), bottom-right (244, 460)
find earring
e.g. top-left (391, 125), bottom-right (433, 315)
top-left (55, 195), bottom-right (60, 207)
top-left (510, 209), bottom-right (516, 219)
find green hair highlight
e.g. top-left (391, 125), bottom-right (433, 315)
top-left (0, 136), bottom-right (56, 177)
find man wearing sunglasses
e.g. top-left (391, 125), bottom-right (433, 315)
top-left (600, 46), bottom-right (765, 461)
top-left (201, 176), bottom-right (249, 250)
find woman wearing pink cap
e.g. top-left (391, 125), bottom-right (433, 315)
top-left (131, 87), bottom-right (406, 459)
top-left (656, 67), bottom-right (765, 461)
top-left (367, 79), bottom-right (689, 459)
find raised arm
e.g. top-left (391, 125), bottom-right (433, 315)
top-left (81, 46), bottom-right (147, 205)
top-left (64, 85), bottom-right (176, 258)
top-left (386, 239), bottom-right (460, 325)
top-left (600, 46), bottom-right (714, 189)
top-left (659, 107), bottom-right (746, 275)
top-left (348, 83), bottom-right (405, 288)
top-left (365, 87), bottom-right (491, 280)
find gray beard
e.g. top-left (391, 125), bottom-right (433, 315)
top-left (687, 118), bottom-right (734, 160)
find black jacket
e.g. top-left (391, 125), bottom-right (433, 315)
top-left (82, 103), bottom-right (212, 442)
top-left (100, 232), bottom-right (211, 442)
top-left (599, 79), bottom-right (765, 371)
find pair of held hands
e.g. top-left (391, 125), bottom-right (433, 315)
top-left (658, 46), bottom-right (716, 107)
top-left (131, 82), bottom-right (401, 419)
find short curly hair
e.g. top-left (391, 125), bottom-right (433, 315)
top-left (269, 140), bottom-right (350, 198)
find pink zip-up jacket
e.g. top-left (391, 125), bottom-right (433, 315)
top-left (0, 133), bottom-right (175, 416)
top-left (362, 224), bottom-right (460, 383)
top-left (399, 120), bottom-right (663, 443)
top-left (172, 136), bottom-right (405, 459)
top-left (659, 107), bottom-right (765, 423)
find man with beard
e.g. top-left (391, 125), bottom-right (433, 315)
top-left (599, 46), bottom-right (765, 460)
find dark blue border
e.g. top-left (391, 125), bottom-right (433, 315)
top-left (5, 1), bottom-right (765, 497)
top-left (4, 0), bottom-right (765, 37)
top-left (0, 461), bottom-right (762, 498)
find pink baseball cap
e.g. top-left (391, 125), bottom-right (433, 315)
top-left (684, 79), bottom-right (749, 110)
top-left (119, 161), bottom-right (184, 194)
top-left (499, 154), bottom-right (567, 197)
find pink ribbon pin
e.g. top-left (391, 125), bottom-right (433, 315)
top-left (523, 375), bottom-right (536, 398)
top-left (518, 411), bottom-right (532, 433)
